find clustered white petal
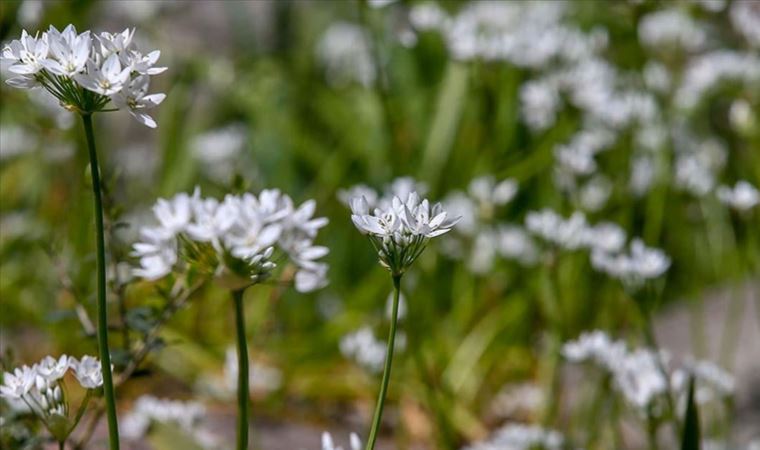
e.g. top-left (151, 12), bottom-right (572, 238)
top-left (322, 432), bottom-right (362, 450)
top-left (339, 326), bottom-right (406, 373)
top-left (0, 354), bottom-right (103, 439)
top-left (591, 238), bottom-right (671, 285)
top-left (563, 330), bottom-right (735, 412)
top-left (121, 395), bottom-right (221, 448)
top-left (350, 190), bottom-right (459, 275)
top-left (2, 25), bottom-right (166, 127)
top-left (716, 181), bottom-right (760, 211)
top-left (461, 423), bottom-right (564, 450)
top-left (132, 187), bottom-right (329, 292)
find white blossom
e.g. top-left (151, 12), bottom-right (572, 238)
top-left (591, 238), bottom-right (671, 284)
top-left (462, 423), bottom-right (563, 450)
top-left (716, 181), bottom-right (759, 211)
top-left (350, 192), bottom-right (458, 274)
top-left (3, 25), bottom-right (167, 127)
top-left (70, 355), bottom-right (104, 389)
top-left (322, 432), bottom-right (362, 450)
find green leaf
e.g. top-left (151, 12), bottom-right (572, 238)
top-left (681, 375), bottom-right (701, 450)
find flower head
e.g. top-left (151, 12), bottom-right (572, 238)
top-left (322, 432), bottom-right (362, 450)
top-left (350, 191), bottom-right (458, 275)
top-left (132, 188), bottom-right (329, 293)
top-left (70, 355), bottom-right (104, 389)
top-left (3, 25), bottom-right (167, 126)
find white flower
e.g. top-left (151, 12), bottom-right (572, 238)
top-left (717, 181), bottom-right (759, 211)
top-left (613, 349), bottom-right (669, 409)
top-left (110, 75), bottom-right (166, 128)
top-left (0, 366), bottom-right (35, 399)
top-left (132, 188), bottom-right (329, 291)
top-left (121, 395), bottom-right (209, 441)
top-left (583, 222), bottom-right (626, 253)
top-left (34, 355), bottom-right (70, 381)
top-left (2, 29), bottom-right (49, 76)
top-left (74, 53), bottom-right (130, 95)
top-left (730, 0), bottom-right (760, 47)
top-left (591, 238), bottom-right (671, 284)
top-left (638, 9), bottom-right (706, 51)
top-left (132, 226), bottom-right (177, 280)
top-left (223, 348), bottom-right (283, 396)
top-left (43, 25), bottom-right (91, 77)
top-left (496, 225), bottom-right (538, 265)
top-left (350, 192), bottom-right (458, 274)
top-left (71, 356), bottom-right (104, 389)
top-left (322, 432), bottom-right (362, 450)
top-left (4, 25), bottom-right (167, 127)
top-left (462, 423), bottom-right (563, 450)
top-left (525, 209), bottom-right (589, 250)
top-left (152, 192), bottom-right (193, 233)
top-left (562, 330), bottom-right (627, 370)
top-left (468, 176), bottom-right (518, 207)
top-left (317, 22), bottom-right (375, 87)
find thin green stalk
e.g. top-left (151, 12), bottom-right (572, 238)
top-left (365, 274), bottom-right (402, 450)
top-left (60, 441), bottom-right (65, 450)
top-left (81, 114), bottom-right (120, 450)
top-left (232, 288), bottom-right (250, 450)
top-left (647, 413), bottom-right (660, 450)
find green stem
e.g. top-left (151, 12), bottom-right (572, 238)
top-left (81, 114), bottom-right (120, 450)
top-left (232, 288), bottom-right (250, 450)
top-left (60, 441), bottom-right (65, 450)
top-left (646, 413), bottom-right (660, 450)
top-left (365, 274), bottom-right (402, 450)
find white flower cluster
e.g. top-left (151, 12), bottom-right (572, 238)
top-left (132, 187), bottom-right (329, 292)
top-left (0, 355), bottom-right (103, 400)
top-left (411, 1), bottom-right (605, 68)
top-left (350, 190), bottom-right (458, 275)
top-left (223, 347), bottom-right (283, 396)
top-left (339, 326), bottom-right (406, 374)
top-left (440, 176), bottom-right (537, 273)
top-left (2, 25), bottom-right (166, 127)
top-left (1, 355), bottom-right (103, 440)
top-left (563, 331), bottom-right (735, 411)
top-left (675, 51), bottom-right (760, 110)
top-left (316, 22), bottom-right (375, 88)
top-left (525, 209), bottom-right (626, 254)
top-left (461, 423), bottom-right (563, 450)
top-left (716, 181), bottom-right (760, 211)
top-left (121, 395), bottom-right (220, 448)
top-left (638, 9), bottom-right (707, 52)
top-left (322, 432), bottom-right (362, 450)
top-left (591, 238), bottom-right (671, 285)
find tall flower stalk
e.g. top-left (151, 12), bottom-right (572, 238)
top-left (131, 188), bottom-right (329, 450)
top-left (349, 191), bottom-right (458, 449)
top-left (3, 25), bottom-right (167, 449)
top-left (232, 288), bottom-right (250, 450)
top-left (82, 114), bottom-right (120, 449)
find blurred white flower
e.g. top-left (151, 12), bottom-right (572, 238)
top-left (322, 432), bottom-right (362, 450)
top-left (525, 209), bottom-right (588, 250)
top-left (591, 238), bottom-right (671, 284)
top-left (562, 330), bottom-right (627, 370)
top-left (340, 326), bottom-right (406, 373)
top-left (489, 383), bottom-right (544, 419)
top-left (638, 9), bottom-right (706, 52)
top-left (676, 51), bottom-right (760, 110)
top-left (409, 2), bottom-right (450, 31)
top-left (191, 124), bottom-right (248, 182)
top-left (462, 423), bottom-right (563, 450)
top-left (671, 358), bottom-right (734, 405)
top-left (521, 80), bottom-right (560, 131)
top-left (223, 348), bottom-right (283, 396)
top-left (578, 175), bottom-right (612, 212)
top-left (317, 22), bottom-right (375, 87)
top-left (468, 176), bottom-right (518, 208)
top-left (0, 366), bottom-right (35, 399)
top-left (717, 181), bottom-right (759, 211)
top-left (121, 395), bottom-right (220, 448)
top-left (730, 0), bottom-right (760, 48)
top-left (496, 226), bottom-right (538, 266)
top-left (614, 348), bottom-right (669, 409)
top-left (367, 0), bottom-right (397, 8)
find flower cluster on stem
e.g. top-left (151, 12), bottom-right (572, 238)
top-left (3, 25), bottom-right (166, 126)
